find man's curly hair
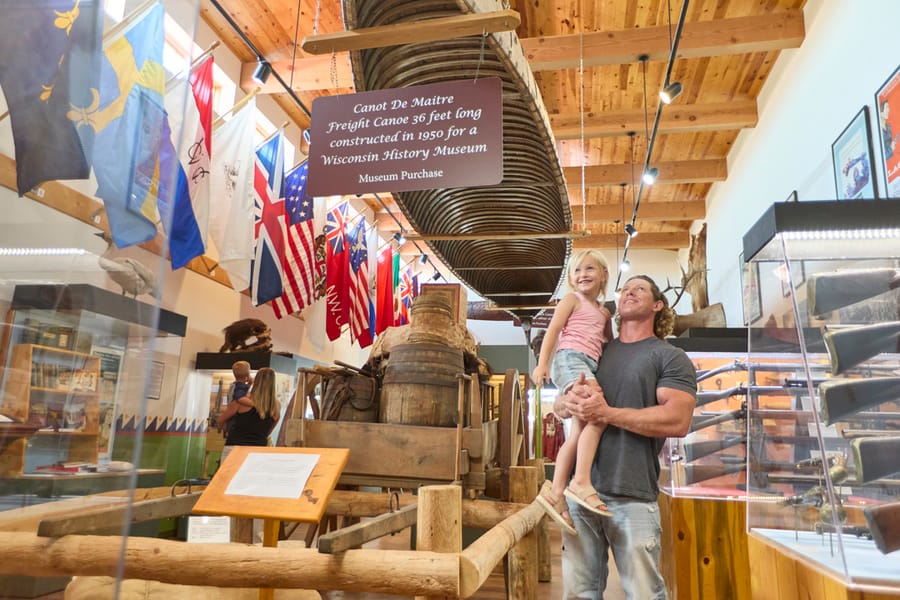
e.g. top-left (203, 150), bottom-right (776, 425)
top-left (613, 275), bottom-right (675, 339)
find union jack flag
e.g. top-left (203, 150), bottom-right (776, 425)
top-left (348, 219), bottom-right (373, 347)
top-left (250, 131), bottom-right (285, 306)
top-left (398, 266), bottom-right (414, 325)
top-left (272, 161), bottom-right (318, 318)
top-left (325, 201), bottom-right (349, 340)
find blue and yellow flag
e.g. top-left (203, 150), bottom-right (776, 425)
top-left (0, 0), bottom-right (102, 195)
top-left (70, 3), bottom-right (166, 249)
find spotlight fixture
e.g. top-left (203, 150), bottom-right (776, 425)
top-left (432, 272), bottom-right (441, 281)
top-left (619, 259), bottom-right (631, 273)
top-left (624, 223), bottom-right (638, 238)
top-left (659, 81), bottom-right (683, 104)
top-left (642, 167), bottom-right (659, 186)
top-left (419, 254), bottom-right (428, 265)
top-left (392, 232), bottom-right (406, 245)
top-left (251, 60), bottom-right (272, 85)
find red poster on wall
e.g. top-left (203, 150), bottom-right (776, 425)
top-left (307, 78), bottom-right (503, 195)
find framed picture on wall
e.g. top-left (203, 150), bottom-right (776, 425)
top-left (739, 252), bottom-right (762, 325)
top-left (831, 107), bottom-right (877, 199)
top-left (875, 64), bottom-right (900, 197)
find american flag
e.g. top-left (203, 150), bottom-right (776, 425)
top-left (272, 161), bottom-right (318, 319)
top-left (348, 219), bottom-right (373, 347)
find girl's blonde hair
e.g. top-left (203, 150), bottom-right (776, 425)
top-left (249, 368), bottom-right (280, 420)
top-left (566, 249), bottom-right (610, 300)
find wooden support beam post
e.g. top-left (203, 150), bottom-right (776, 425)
top-left (415, 485), bottom-right (462, 600)
top-left (302, 10), bottom-right (521, 55)
top-left (505, 466), bottom-right (539, 599)
top-left (526, 458), bottom-right (551, 583)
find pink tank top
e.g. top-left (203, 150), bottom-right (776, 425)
top-left (556, 292), bottom-right (609, 361)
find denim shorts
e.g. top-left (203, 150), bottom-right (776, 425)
top-left (551, 349), bottom-right (599, 392)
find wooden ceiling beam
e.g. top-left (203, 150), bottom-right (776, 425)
top-left (563, 159), bottom-right (726, 187)
top-left (301, 10), bottom-right (520, 55)
top-left (523, 11), bottom-right (804, 71)
top-left (572, 231), bottom-right (690, 250)
top-left (550, 101), bottom-right (758, 140)
top-left (580, 201), bottom-right (706, 223)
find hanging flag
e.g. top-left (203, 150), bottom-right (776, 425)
top-left (392, 245), bottom-right (402, 326)
top-left (272, 161), bottom-right (318, 319)
top-left (162, 54), bottom-right (213, 268)
top-left (0, 0), bottom-right (103, 195)
top-left (348, 219), bottom-right (373, 347)
top-left (325, 201), bottom-right (349, 340)
top-left (156, 115), bottom-right (202, 269)
top-left (398, 266), bottom-right (414, 325)
top-left (375, 243), bottom-right (395, 335)
top-left (250, 131), bottom-right (286, 306)
top-left (208, 96), bottom-right (257, 291)
top-left (68, 3), bottom-right (166, 248)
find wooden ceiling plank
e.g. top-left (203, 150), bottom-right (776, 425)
top-left (239, 54), bottom-right (354, 93)
top-left (581, 201), bottom-right (706, 222)
top-left (572, 231), bottom-right (690, 250)
top-left (563, 159), bottom-right (726, 186)
top-left (551, 101), bottom-right (758, 140)
top-left (524, 11), bottom-right (804, 71)
top-left (301, 10), bottom-right (521, 54)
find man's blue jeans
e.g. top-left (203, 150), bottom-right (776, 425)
top-left (561, 496), bottom-right (666, 599)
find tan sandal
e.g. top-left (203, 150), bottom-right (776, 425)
top-left (535, 481), bottom-right (578, 535)
top-left (565, 482), bottom-right (612, 517)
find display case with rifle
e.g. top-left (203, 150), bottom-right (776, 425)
top-left (741, 200), bottom-right (900, 597)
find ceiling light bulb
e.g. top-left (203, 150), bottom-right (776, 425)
top-left (432, 272), bottom-right (441, 281)
top-left (419, 254), bottom-right (428, 265)
top-left (659, 81), bottom-right (683, 104)
top-left (624, 223), bottom-right (638, 238)
top-left (642, 167), bottom-right (659, 186)
top-left (392, 232), bottom-right (406, 245)
top-left (252, 60), bottom-right (272, 85)
top-left (619, 259), bottom-right (631, 273)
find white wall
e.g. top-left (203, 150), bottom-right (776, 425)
top-left (705, 0), bottom-right (900, 325)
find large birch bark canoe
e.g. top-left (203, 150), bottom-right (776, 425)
top-left (342, 0), bottom-right (572, 315)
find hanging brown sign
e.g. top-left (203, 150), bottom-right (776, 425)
top-left (307, 78), bottom-right (503, 196)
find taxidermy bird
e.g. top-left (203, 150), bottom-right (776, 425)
top-left (98, 256), bottom-right (158, 298)
top-left (93, 231), bottom-right (158, 298)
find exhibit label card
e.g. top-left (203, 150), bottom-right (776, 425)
top-left (308, 78), bottom-right (503, 195)
top-left (225, 452), bottom-right (320, 499)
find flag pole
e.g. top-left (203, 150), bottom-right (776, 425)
top-left (212, 89), bottom-right (260, 130)
top-left (103, 0), bottom-right (159, 49)
top-left (165, 41), bottom-right (220, 89)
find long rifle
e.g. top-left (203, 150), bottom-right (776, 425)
top-left (864, 501), bottom-right (900, 554)
top-left (851, 436), bottom-right (900, 483)
top-left (680, 435), bottom-right (746, 462)
top-left (824, 321), bottom-right (900, 375)
top-left (689, 404), bottom-right (746, 433)
top-left (819, 377), bottom-right (900, 425)
top-left (807, 268), bottom-right (900, 317)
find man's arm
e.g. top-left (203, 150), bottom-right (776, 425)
top-left (561, 378), bottom-right (696, 438)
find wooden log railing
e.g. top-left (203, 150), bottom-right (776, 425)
top-left (0, 468), bottom-right (547, 598)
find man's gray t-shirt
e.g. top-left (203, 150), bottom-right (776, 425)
top-left (591, 335), bottom-right (696, 502)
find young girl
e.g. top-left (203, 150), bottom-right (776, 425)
top-left (532, 249), bottom-right (613, 534)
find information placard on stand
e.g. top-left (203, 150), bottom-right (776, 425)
top-left (192, 446), bottom-right (349, 599)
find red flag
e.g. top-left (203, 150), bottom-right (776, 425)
top-left (375, 244), bottom-right (394, 335)
top-left (348, 219), bottom-right (373, 347)
top-left (325, 201), bottom-right (349, 340)
top-left (272, 162), bottom-right (318, 319)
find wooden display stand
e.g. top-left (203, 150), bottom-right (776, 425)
top-left (192, 446), bottom-right (348, 600)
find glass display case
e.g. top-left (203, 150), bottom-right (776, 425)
top-left (742, 200), bottom-right (900, 593)
top-left (0, 284), bottom-right (186, 481)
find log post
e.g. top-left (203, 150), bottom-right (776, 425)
top-left (416, 485), bottom-right (462, 600)
top-left (526, 457), bottom-right (551, 582)
top-left (506, 465), bottom-right (539, 599)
